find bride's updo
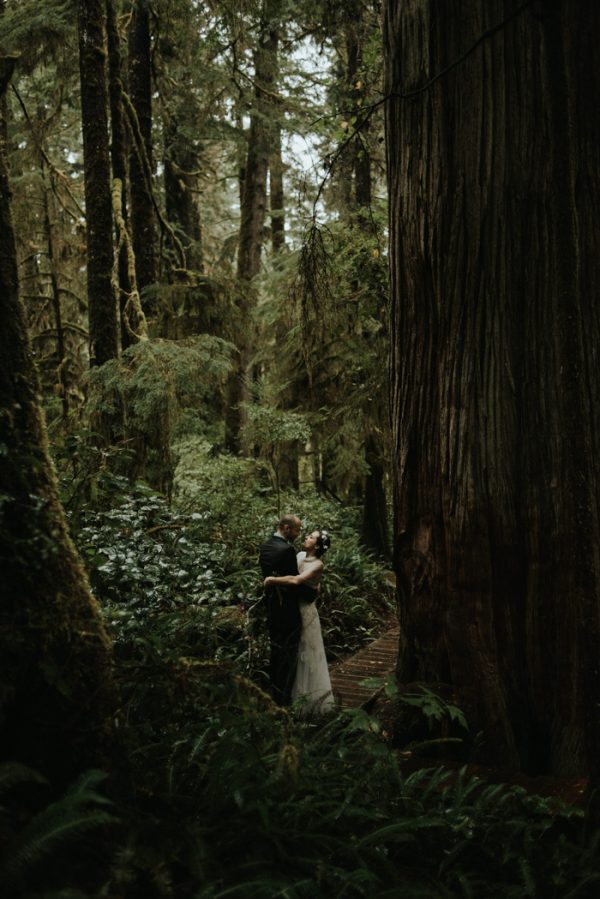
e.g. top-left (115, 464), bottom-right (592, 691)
top-left (315, 530), bottom-right (331, 558)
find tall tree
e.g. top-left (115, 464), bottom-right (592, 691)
top-left (78, 0), bottom-right (118, 365)
top-left (164, 113), bottom-right (203, 273)
top-left (225, 0), bottom-right (283, 452)
top-left (107, 0), bottom-right (134, 347)
top-left (128, 0), bottom-right (157, 306)
top-left (344, 2), bottom-right (390, 558)
top-left (0, 54), bottom-right (115, 784)
top-left (269, 121), bottom-right (285, 254)
top-left (384, 0), bottom-right (600, 778)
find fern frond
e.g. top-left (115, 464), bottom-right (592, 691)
top-left (1, 769), bottom-right (117, 885)
top-left (0, 761), bottom-right (46, 797)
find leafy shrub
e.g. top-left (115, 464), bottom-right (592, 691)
top-left (73, 442), bottom-right (393, 666)
top-left (74, 485), bottom-right (258, 669)
top-left (173, 440), bottom-right (394, 656)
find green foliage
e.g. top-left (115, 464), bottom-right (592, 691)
top-left (87, 335), bottom-right (234, 426)
top-left (70, 444), bottom-right (393, 680)
top-left (48, 662), bottom-right (599, 898)
top-left (241, 400), bottom-right (311, 448)
top-left (361, 679), bottom-right (469, 733)
top-left (0, 764), bottom-right (116, 896)
top-left (172, 440), bottom-right (393, 656)
top-left (84, 336), bottom-right (235, 490)
top-left (75, 483), bottom-right (258, 669)
top-left (0, 0), bottom-right (76, 71)
top-left (257, 210), bottom-right (390, 500)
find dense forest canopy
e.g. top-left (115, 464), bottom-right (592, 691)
top-left (1, 0), bottom-right (389, 517)
top-left (1, 0), bottom-right (600, 896)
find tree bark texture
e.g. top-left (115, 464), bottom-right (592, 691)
top-left (78, 0), bottom-right (119, 366)
top-left (128, 0), bottom-right (157, 301)
top-left (164, 115), bottom-right (203, 273)
top-left (42, 169), bottom-right (68, 419)
top-left (0, 62), bottom-right (115, 783)
top-left (106, 0), bottom-right (133, 348)
top-left (384, 0), bottom-right (600, 775)
top-left (270, 119), bottom-right (286, 254)
top-left (225, 0), bottom-right (282, 452)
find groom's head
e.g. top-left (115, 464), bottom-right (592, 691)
top-left (277, 515), bottom-right (301, 542)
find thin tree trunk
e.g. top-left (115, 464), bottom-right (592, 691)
top-left (164, 115), bottom-right (203, 273)
top-left (78, 0), bottom-right (118, 366)
top-left (128, 0), bottom-right (157, 305)
top-left (225, 0), bottom-right (282, 453)
top-left (362, 432), bottom-right (390, 558)
top-left (0, 55), bottom-right (115, 784)
top-left (42, 167), bottom-right (68, 419)
top-left (106, 0), bottom-right (133, 348)
top-left (384, 0), bottom-right (600, 775)
top-left (270, 122), bottom-right (285, 253)
top-left (346, 7), bottom-right (390, 558)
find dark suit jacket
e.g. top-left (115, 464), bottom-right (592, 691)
top-left (259, 535), bottom-right (302, 638)
top-left (259, 534), bottom-right (299, 580)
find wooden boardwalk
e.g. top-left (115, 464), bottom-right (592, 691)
top-left (330, 625), bottom-right (399, 708)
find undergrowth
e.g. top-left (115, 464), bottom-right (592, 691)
top-left (3, 664), bottom-right (599, 898)
top-left (29, 442), bottom-right (597, 897)
top-left (69, 441), bottom-right (393, 681)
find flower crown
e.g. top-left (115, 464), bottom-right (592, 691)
top-left (317, 529), bottom-right (331, 551)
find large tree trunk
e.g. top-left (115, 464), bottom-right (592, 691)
top-left (128, 0), bottom-right (157, 308)
top-left (225, 0), bottom-right (282, 452)
top-left (0, 56), bottom-right (115, 784)
top-left (78, 0), bottom-right (118, 366)
top-left (384, 0), bottom-right (600, 777)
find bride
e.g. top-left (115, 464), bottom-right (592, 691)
top-left (264, 529), bottom-right (335, 715)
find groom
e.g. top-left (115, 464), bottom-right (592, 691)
top-left (259, 514), bottom-right (303, 706)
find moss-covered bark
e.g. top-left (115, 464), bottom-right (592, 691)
top-left (128, 0), bottom-right (157, 305)
top-left (225, 0), bottom-right (282, 453)
top-left (164, 115), bottom-right (203, 274)
top-left (78, 0), bottom-right (119, 366)
top-left (107, 0), bottom-right (134, 349)
top-left (0, 57), bottom-right (116, 784)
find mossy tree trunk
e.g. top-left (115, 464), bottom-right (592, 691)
top-left (225, 0), bottom-right (282, 453)
top-left (128, 0), bottom-right (157, 312)
top-left (164, 115), bottom-right (203, 274)
top-left (0, 56), bottom-right (115, 784)
top-left (270, 125), bottom-right (285, 254)
top-left (107, 0), bottom-right (133, 349)
top-left (384, 0), bottom-right (600, 778)
top-left (78, 0), bottom-right (118, 366)
top-left (42, 164), bottom-right (69, 419)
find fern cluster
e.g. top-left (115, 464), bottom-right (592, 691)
top-left (10, 663), bottom-right (594, 899)
top-left (0, 764), bottom-right (116, 897)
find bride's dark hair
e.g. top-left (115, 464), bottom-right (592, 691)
top-left (315, 530), bottom-right (331, 558)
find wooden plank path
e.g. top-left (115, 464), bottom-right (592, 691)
top-left (330, 625), bottom-right (400, 708)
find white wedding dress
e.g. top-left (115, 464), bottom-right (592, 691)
top-left (292, 552), bottom-right (335, 714)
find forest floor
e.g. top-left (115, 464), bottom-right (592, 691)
top-left (331, 622), bottom-right (588, 809)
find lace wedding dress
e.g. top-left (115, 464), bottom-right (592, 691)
top-left (292, 551), bottom-right (335, 714)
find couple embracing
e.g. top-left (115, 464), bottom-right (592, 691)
top-left (259, 515), bottom-right (335, 714)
